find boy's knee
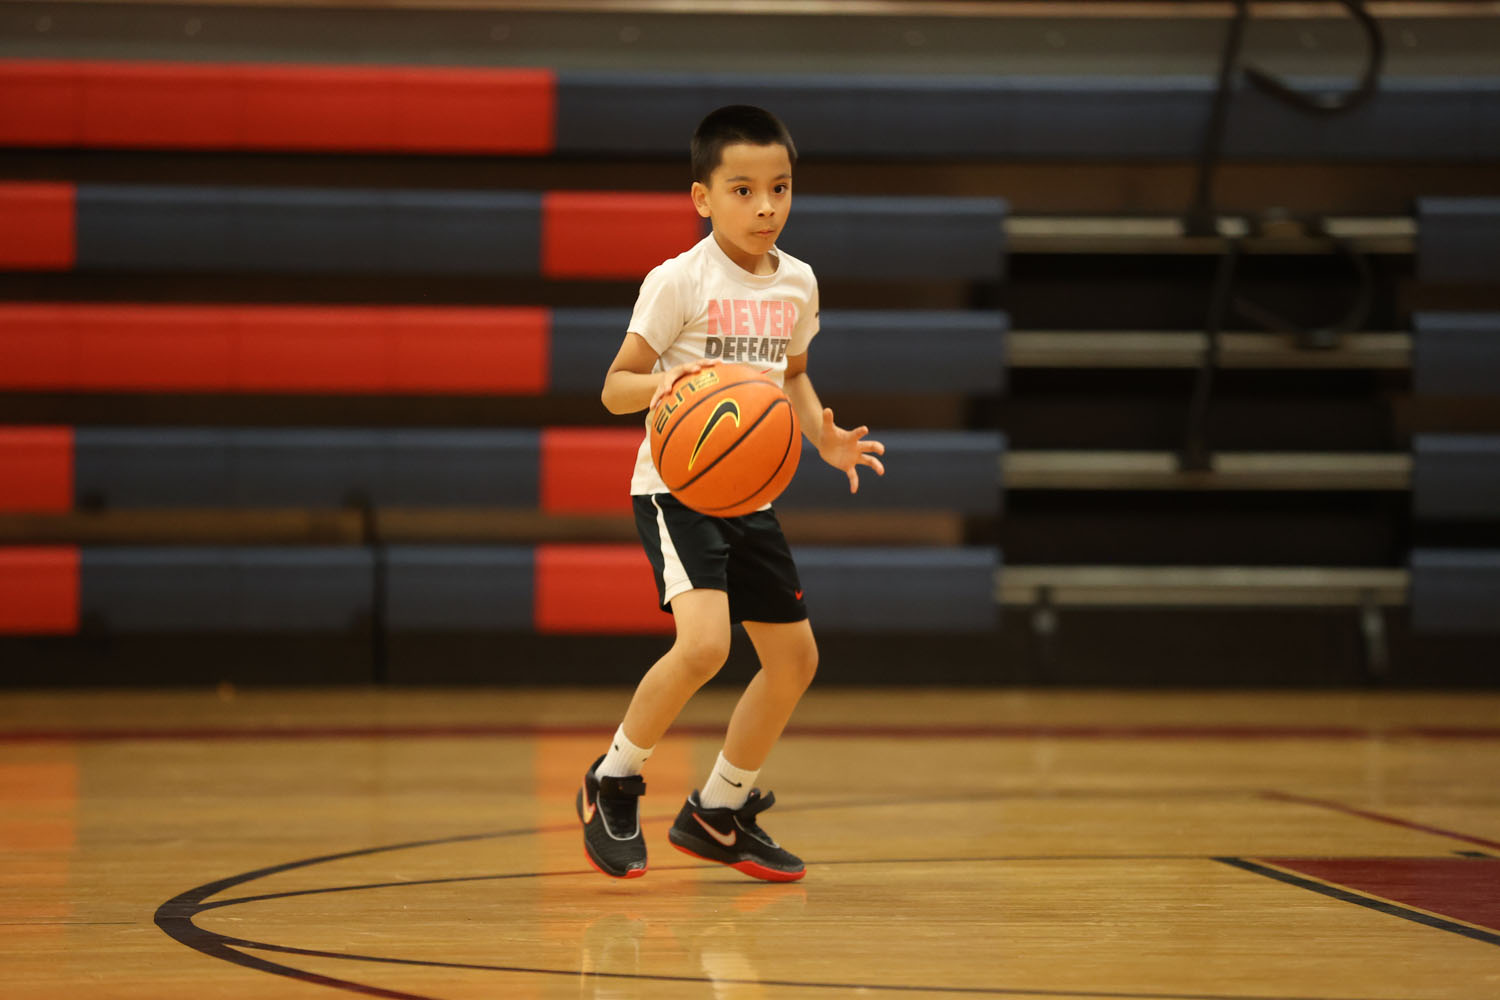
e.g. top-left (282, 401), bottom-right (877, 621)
top-left (793, 644), bottom-right (819, 688)
top-left (673, 633), bottom-right (731, 681)
top-left (775, 639), bottom-right (818, 691)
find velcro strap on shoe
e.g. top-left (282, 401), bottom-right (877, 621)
top-left (738, 789), bottom-right (775, 818)
top-left (598, 774), bottom-right (646, 798)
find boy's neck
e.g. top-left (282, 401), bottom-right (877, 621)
top-left (712, 230), bottom-right (779, 277)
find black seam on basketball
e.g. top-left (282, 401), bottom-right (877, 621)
top-left (673, 397), bottom-right (793, 497)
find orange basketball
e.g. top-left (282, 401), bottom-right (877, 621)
top-left (649, 363), bottom-right (801, 517)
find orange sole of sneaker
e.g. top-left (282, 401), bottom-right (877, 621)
top-left (669, 839), bottom-right (805, 883)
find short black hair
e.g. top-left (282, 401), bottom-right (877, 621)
top-left (691, 105), bottom-right (797, 184)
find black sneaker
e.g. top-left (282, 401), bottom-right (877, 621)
top-left (667, 789), bottom-right (805, 882)
top-left (577, 754), bottom-right (647, 879)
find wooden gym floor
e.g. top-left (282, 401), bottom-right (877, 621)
top-left (2, 687), bottom-right (1498, 999)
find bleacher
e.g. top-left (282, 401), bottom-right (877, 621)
top-left (1, 0), bottom-right (1497, 685)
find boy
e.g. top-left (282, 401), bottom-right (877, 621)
top-left (579, 105), bottom-right (885, 882)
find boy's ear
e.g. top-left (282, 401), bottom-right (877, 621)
top-left (690, 181), bottom-right (712, 219)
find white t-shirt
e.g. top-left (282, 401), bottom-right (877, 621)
top-left (626, 233), bottom-right (820, 496)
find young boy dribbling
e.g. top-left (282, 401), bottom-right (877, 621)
top-left (578, 105), bottom-right (886, 882)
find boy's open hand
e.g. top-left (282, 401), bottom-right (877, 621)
top-left (648, 360), bottom-right (719, 413)
top-left (817, 408), bottom-right (886, 494)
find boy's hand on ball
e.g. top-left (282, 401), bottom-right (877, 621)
top-left (649, 359), bottom-right (719, 412)
top-left (818, 408), bottom-right (885, 494)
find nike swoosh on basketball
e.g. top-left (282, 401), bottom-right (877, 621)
top-left (688, 398), bottom-right (742, 471)
top-left (693, 813), bottom-right (737, 847)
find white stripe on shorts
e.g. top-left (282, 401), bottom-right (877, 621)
top-left (651, 494), bottom-right (694, 605)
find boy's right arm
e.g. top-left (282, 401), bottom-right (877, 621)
top-left (601, 332), bottom-right (716, 415)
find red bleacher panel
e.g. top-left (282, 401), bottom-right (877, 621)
top-left (0, 62), bottom-right (82, 144)
top-left (0, 60), bottom-right (555, 154)
top-left (539, 429), bottom-right (640, 513)
top-left (0, 428), bottom-right (73, 513)
top-left (0, 547), bottom-right (80, 635)
top-left (237, 307), bottom-right (390, 391)
top-left (388, 307), bottom-right (549, 393)
top-left (76, 306), bottom-right (235, 390)
top-left (541, 192), bottom-right (702, 279)
top-left (391, 68), bottom-right (554, 154)
top-left (240, 65), bottom-right (403, 152)
top-left (0, 304), bottom-right (74, 387)
top-left (0, 304), bottom-right (551, 394)
top-left (79, 63), bottom-right (241, 147)
top-left (533, 544), bottom-right (671, 634)
top-left (0, 183), bottom-right (75, 269)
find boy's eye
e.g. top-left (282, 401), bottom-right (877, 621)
top-left (734, 187), bottom-right (750, 196)
top-left (775, 184), bottom-right (789, 194)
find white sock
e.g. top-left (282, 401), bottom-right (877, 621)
top-left (697, 751), bottom-right (759, 810)
top-left (595, 724), bottom-right (653, 778)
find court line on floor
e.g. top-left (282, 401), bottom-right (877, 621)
top-left (10, 722), bottom-right (1500, 743)
top-left (1259, 790), bottom-right (1500, 852)
top-left (156, 805), bottom-right (1430, 1000)
top-left (1218, 857), bottom-right (1500, 947)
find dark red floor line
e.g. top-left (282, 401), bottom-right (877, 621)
top-left (1262, 791), bottom-right (1500, 852)
top-left (5, 722), bottom-right (1500, 744)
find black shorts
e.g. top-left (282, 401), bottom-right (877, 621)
top-left (633, 493), bottom-right (808, 625)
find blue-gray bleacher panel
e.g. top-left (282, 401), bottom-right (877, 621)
top-left (80, 548), bottom-right (372, 631)
top-left (378, 431), bottom-right (538, 506)
top-left (1413, 435), bottom-right (1500, 521)
top-left (76, 186), bottom-right (542, 274)
top-left (75, 186), bottom-right (238, 270)
top-left (74, 430), bottom-right (235, 507)
top-left (1417, 198), bottom-right (1500, 284)
top-left (1413, 313), bottom-right (1500, 397)
top-left (557, 74), bottom-right (1500, 160)
top-left (1226, 79), bottom-right (1500, 160)
top-left (780, 431), bottom-right (1003, 514)
top-left (1410, 548), bottom-right (1500, 634)
top-left (548, 309), bottom-right (1008, 394)
top-left (795, 547), bottom-right (999, 632)
top-left (386, 547), bottom-right (534, 630)
top-left (549, 309), bottom-right (632, 392)
top-left (811, 312), bottom-right (1006, 393)
top-left (72, 429), bottom-right (540, 508)
top-left (778, 196), bottom-right (1006, 281)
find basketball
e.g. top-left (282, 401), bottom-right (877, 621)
top-left (649, 363), bottom-right (802, 517)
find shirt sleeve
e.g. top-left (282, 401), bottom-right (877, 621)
top-left (789, 278), bottom-right (820, 355)
top-left (626, 262), bottom-right (689, 356)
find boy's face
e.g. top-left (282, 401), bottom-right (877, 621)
top-left (691, 142), bottom-right (793, 273)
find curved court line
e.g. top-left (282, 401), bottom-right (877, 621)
top-left (157, 804), bottom-right (1415, 1000)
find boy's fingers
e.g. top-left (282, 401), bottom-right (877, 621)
top-left (865, 455), bottom-right (886, 476)
top-left (862, 438), bottom-right (885, 455)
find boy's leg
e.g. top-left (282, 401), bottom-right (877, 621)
top-left (578, 588), bottom-right (732, 879)
top-left (667, 618), bottom-right (816, 882)
top-left (619, 589), bottom-right (733, 751)
top-left (721, 618), bottom-right (818, 778)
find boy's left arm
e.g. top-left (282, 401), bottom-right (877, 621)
top-left (782, 351), bottom-right (886, 494)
